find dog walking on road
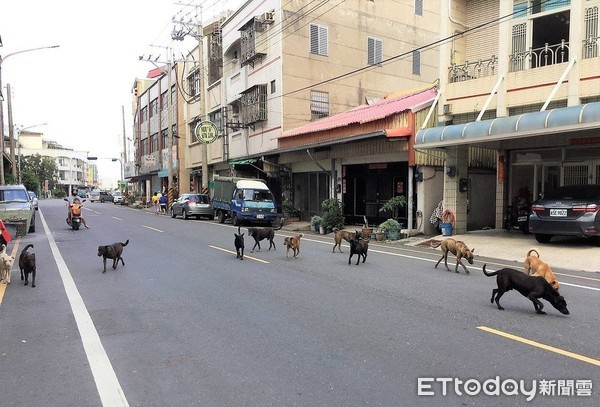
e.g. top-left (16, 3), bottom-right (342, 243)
top-left (19, 244), bottom-right (36, 287)
top-left (431, 238), bottom-right (475, 274)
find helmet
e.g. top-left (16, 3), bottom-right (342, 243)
top-left (71, 188), bottom-right (78, 195)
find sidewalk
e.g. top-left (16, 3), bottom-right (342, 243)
top-left (281, 221), bottom-right (600, 273)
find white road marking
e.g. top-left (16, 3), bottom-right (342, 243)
top-left (112, 216), bottom-right (123, 221)
top-left (142, 225), bottom-right (163, 232)
top-left (209, 245), bottom-right (270, 263)
top-left (39, 211), bottom-right (129, 407)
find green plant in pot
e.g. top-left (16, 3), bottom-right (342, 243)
top-left (378, 195), bottom-right (407, 220)
top-left (310, 215), bottom-right (323, 233)
top-left (379, 218), bottom-right (401, 240)
top-left (282, 199), bottom-right (301, 218)
top-left (320, 198), bottom-right (343, 234)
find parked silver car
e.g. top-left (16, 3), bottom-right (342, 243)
top-left (0, 184), bottom-right (36, 235)
top-left (170, 193), bottom-right (214, 220)
top-left (528, 184), bottom-right (600, 243)
top-left (28, 191), bottom-right (39, 210)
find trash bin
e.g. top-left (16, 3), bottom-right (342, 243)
top-left (441, 222), bottom-right (453, 236)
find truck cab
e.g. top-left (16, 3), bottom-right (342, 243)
top-left (212, 177), bottom-right (278, 226)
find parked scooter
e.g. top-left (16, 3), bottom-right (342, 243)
top-left (503, 201), bottom-right (531, 234)
top-left (64, 197), bottom-right (86, 230)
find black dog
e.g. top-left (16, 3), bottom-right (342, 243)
top-left (348, 230), bottom-right (369, 265)
top-left (19, 244), bottom-right (36, 287)
top-left (97, 239), bottom-right (129, 273)
top-left (248, 221), bottom-right (283, 252)
top-left (234, 226), bottom-right (244, 260)
top-left (483, 264), bottom-right (569, 315)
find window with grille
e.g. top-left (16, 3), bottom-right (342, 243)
top-left (187, 69), bottom-right (201, 97)
top-left (161, 129), bottom-right (168, 149)
top-left (151, 133), bottom-right (159, 153)
top-left (150, 99), bottom-right (158, 118)
top-left (584, 6), bottom-right (598, 59)
top-left (209, 110), bottom-right (223, 135)
top-left (368, 37), bottom-right (383, 65)
top-left (311, 90), bottom-right (329, 121)
top-left (160, 91), bottom-right (168, 110)
top-left (310, 24), bottom-right (328, 56)
top-left (415, 0), bottom-right (423, 16)
top-left (240, 84), bottom-right (268, 126)
top-left (412, 50), bottom-right (421, 75)
top-left (563, 164), bottom-right (589, 186)
top-left (141, 106), bottom-right (148, 123)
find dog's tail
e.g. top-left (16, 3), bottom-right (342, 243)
top-left (482, 264), bottom-right (497, 277)
top-left (430, 241), bottom-right (442, 248)
top-left (237, 226), bottom-right (241, 235)
top-left (22, 244), bottom-right (34, 252)
top-left (121, 240), bottom-right (129, 247)
top-left (526, 248), bottom-right (540, 258)
top-left (275, 218), bottom-right (284, 230)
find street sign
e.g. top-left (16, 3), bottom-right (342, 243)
top-left (194, 121), bottom-right (218, 144)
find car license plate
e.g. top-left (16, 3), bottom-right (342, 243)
top-left (256, 214), bottom-right (264, 219)
top-left (517, 216), bottom-right (528, 222)
top-left (549, 209), bottom-right (567, 217)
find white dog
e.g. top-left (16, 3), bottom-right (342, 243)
top-left (0, 244), bottom-right (15, 284)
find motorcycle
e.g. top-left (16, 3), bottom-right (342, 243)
top-left (503, 201), bottom-right (531, 234)
top-left (64, 198), bottom-right (86, 230)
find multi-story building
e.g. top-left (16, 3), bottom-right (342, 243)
top-left (18, 130), bottom-right (94, 193)
top-left (131, 65), bottom-right (183, 200)
top-left (416, 0), bottom-right (600, 234)
top-left (181, 0), bottom-right (442, 226)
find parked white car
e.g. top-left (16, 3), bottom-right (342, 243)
top-left (113, 191), bottom-right (124, 205)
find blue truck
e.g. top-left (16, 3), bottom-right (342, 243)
top-left (212, 176), bottom-right (279, 226)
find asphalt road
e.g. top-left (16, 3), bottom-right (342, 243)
top-left (0, 199), bottom-right (599, 406)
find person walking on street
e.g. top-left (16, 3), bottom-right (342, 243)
top-left (152, 192), bottom-right (160, 215)
top-left (159, 193), bottom-right (167, 215)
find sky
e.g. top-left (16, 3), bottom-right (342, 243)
top-left (1, 0), bottom-right (242, 188)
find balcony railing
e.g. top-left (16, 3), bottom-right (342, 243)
top-left (583, 35), bottom-right (599, 59)
top-left (509, 40), bottom-right (569, 72)
top-left (448, 55), bottom-right (498, 83)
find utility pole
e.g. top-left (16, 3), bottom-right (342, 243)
top-left (167, 56), bottom-right (174, 206)
top-left (7, 83), bottom-right (15, 179)
top-left (121, 105), bottom-right (127, 179)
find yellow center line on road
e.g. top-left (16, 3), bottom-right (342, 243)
top-left (142, 225), bottom-right (164, 233)
top-left (478, 325), bottom-right (600, 368)
top-left (209, 245), bottom-right (270, 264)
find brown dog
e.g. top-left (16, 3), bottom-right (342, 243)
top-left (19, 244), bottom-right (36, 287)
top-left (284, 233), bottom-right (303, 259)
top-left (0, 244), bottom-right (15, 284)
top-left (432, 238), bottom-right (475, 274)
top-left (97, 239), bottom-right (129, 273)
top-left (524, 248), bottom-right (559, 290)
top-left (332, 227), bottom-right (357, 253)
top-left (248, 222), bottom-right (283, 252)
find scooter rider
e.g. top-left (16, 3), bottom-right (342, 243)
top-left (66, 188), bottom-right (90, 229)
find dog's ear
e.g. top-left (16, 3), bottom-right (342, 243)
top-left (471, 248), bottom-right (475, 254)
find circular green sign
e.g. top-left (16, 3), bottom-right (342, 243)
top-left (194, 121), bottom-right (218, 144)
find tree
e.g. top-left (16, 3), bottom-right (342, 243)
top-left (20, 154), bottom-right (60, 192)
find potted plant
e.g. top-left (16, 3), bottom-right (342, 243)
top-left (375, 228), bottom-right (385, 242)
top-left (282, 199), bottom-right (301, 221)
top-left (310, 215), bottom-right (323, 233)
top-left (378, 195), bottom-right (407, 220)
top-left (379, 218), bottom-right (401, 240)
top-left (320, 198), bottom-right (343, 234)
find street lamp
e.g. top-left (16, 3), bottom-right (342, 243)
top-left (16, 122), bottom-right (47, 183)
top-left (0, 43), bottom-right (60, 184)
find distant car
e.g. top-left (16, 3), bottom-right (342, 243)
top-left (170, 193), bottom-right (214, 220)
top-left (28, 191), bottom-right (39, 210)
top-left (0, 184), bottom-right (36, 235)
top-left (113, 191), bottom-right (125, 205)
top-left (88, 190), bottom-right (113, 203)
top-left (528, 184), bottom-right (600, 243)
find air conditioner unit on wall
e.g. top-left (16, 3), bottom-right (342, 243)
top-left (261, 11), bottom-right (274, 24)
top-left (443, 104), bottom-right (452, 115)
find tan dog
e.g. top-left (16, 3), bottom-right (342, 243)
top-left (284, 233), bottom-right (304, 259)
top-left (431, 238), bottom-right (475, 274)
top-left (332, 228), bottom-right (356, 253)
top-left (524, 248), bottom-right (560, 290)
top-left (0, 244), bottom-right (15, 284)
